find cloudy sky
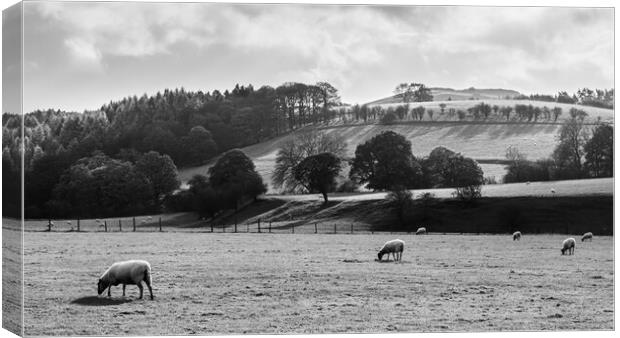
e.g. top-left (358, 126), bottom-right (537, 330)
top-left (8, 1), bottom-right (615, 113)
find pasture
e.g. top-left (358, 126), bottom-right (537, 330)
top-left (22, 231), bottom-right (613, 335)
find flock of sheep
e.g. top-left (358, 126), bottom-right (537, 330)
top-left (97, 227), bottom-right (595, 300)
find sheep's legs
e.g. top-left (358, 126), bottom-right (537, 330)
top-left (107, 286), bottom-right (111, 297)
top-left (144, 279), bottom-right (154, 300)
top-left (138, 282), bottom-right (144, 299)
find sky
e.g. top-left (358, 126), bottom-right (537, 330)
top-left (4, 1), bottom-right (615, 113)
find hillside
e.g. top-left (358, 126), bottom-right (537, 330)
top-left (366, 87), bottom-right (521, 105)
top-left (178, 99), bottom-right (614, 191)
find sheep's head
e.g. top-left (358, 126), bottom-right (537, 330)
top-left (97, 279), bottom-right (107, 295)
top-left (560, 248), bottom-right (566, 255)
top-left (377, 251), bottom-right (385, 261)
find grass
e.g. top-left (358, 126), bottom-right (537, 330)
top-left (19, 231), bottom-right (614, 335)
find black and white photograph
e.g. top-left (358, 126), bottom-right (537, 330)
top-left (1, 0), bottom-right (615, 336)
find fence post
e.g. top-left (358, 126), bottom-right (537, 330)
top-left (334, 224), bottom-right (337, 234)
top-left (104, 220), bottom-right (107, 232)
top-left (77, 218), bottom-right (80, 232)
top-left (315, 223), bottom-right (317, 234)
top-left (234, 223), bottom-right (237, 233)
top-left (247, 223), bottom-right (249, 233)
top-left (350, 223), bottom-right (353, 234)
top-left (258, 219), bottom-right (261, 233)
top-left (211, 223), bottom-right (214, 233)
top-left (48, 219), bottom-right (52, 232)
top-left (132, 217), bottom-right (136, 232)
top-left (292, 224), bottom-right (294, 234)
top-left (269, 222), bottom-right (272, 233)
top-left (119, 219), bottom-right (122, 232)
top-left (159, 217), bottom-right (162, 232)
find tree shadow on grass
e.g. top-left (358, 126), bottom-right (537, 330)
top-left (71, 296), bottom-right (134, 306)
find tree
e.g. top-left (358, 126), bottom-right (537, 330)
top-left (50, 154), bottom-right (153, 217)
top-left (446, 156), bottom-right (484, 200)
top-left (349, 131), bottom-right (423, 190)
top-left (584, 124), bottom-right (613, 178)
top-left (292, 152), bottom-right (342, 203)
top-left (394, 83), bottom-right (433, 103)
top-left (386, 188), bottom-right (413, 226)
top-left (552, 117), bottom-right (589, 179)
top-left (136, 151), bottom-right (180, 204)
top-left (181, 126), bottom-right (218, 166)
top-left (552, 107), bottom-right (563, 121)
top-left (187, 174), bottom-right (222, 218)
top-left (272, 130), bottom-right (346, 192)
top-left (208, 149), bottom-right (266, 211)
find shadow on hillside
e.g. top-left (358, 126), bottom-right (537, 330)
top-left (71, 296), bottom-right (134, 306)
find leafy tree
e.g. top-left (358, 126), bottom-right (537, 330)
top-left (438, 103), bottom-right (447, 114)
top-left (181, 126), bottom-right (218, 166)
top-left (208, 149), bottom-right (266, 211)
top-left (272, 130), bottom-right (346, 192)
top-left (136, 151), bottom-right (180, 204)
top-left (552, 117), bottom-right (589, 179)
top-left (292, 152), bottom-right (342, 203)
top-left (446, 155), bottom-right (484, 200)
top-left (50, 154), bottom-right (153, 217)
top-left (381, 112), bottom-right (397, 124)
top-left (187, 174), bottom-right (222, 218)
top-left (584, 124), bottom-right (613, 178)
top-left (394, 83), bottom-right (433, 103)
top-left (349, 131), bottom-right (423, 190)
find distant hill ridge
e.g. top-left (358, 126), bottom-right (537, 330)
top-left (366, 87), bottom-right (522, 105)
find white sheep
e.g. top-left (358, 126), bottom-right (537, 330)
top-left (377, 239), bottom-right (405, 261)
top-left (98, 260), bottom-right (153, 300)
top-left (513, 231), bottom-right (522, 241)
top-left (561, 238), bottom-right (576, 255)
top-left (416, 227), bottom-right (427, 235)
top-left (581, 232), bottom-right (593, 242)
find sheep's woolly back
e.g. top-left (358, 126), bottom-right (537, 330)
top-left (562, 238), bottom-right (576, 249)
top-left (100, 260), bottom-right (151, 285)
top-left (380, 239), bottom-right (405, 253)
top-left (582, 232), bottom-right (593, 240)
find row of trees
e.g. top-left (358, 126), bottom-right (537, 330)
top-left (40, 151), bottom-right (179, 218)
top-left (3, 82), bottom-right (341, 218)
top-left (342, 102), bottom-right (576, 124)
top-left (504, 122), bottom-right (613, 183)
top-left (515, 88), bottom-right (614, 109)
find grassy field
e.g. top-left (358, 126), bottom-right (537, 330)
top-left (20, 231), bottom-right (613, 335)
top-left (178, 99), bottom-right (613, 190)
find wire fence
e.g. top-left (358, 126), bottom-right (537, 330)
top-left (19, 215), bottom-right (610, 236)
top-left (23, 217), bottom-right (415, 235)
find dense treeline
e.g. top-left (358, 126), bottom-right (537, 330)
top-left (2, 82), bottom-right (340, 218)
top-left (515, 88), bottom-right (614, 109)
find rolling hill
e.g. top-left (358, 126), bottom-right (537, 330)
top-left (366, 87), bottom-right (522, 105)
top-left (178, 99), bottom-right (614, 192)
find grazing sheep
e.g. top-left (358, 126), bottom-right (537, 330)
top-left (513, 231), bottom-right (522, 241)
top-left (581, 232), bottom-right (593, 242)
top-left (550, 188), bottom-right (556, 194)
top-left (416, 227), bottom-right (427, 235)
top-left (98, 260), bottom-right (153, 300)
top-left (377, 239), bottom-right (405, 262)
top-left (561, 238), bottom-right (576, 255)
